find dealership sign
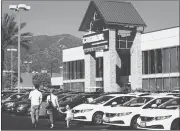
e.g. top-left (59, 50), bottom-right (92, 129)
top-left (83, 30), bottom-right (109, 52)
top-left (83, 33), bottom-right (104, 44)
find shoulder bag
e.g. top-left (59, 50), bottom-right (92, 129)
top-left (45, 94), bottom-right (54, 110)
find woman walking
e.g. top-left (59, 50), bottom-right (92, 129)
top-left (46, 88), bottom-right (60, 129)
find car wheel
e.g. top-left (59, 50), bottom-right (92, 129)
top-left (130, 116), bottom-right (139, 129)
top-left (92, 112), bottom-right (103, 125)
top-left (171, 119), bottom-right (180, 130)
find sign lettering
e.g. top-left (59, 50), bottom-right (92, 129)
top-left (83, 33), bottom-right (104, 44)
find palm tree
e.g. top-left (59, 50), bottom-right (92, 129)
top-left (1, 13), bottom-right (33, 71)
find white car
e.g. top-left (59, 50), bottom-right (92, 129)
top-left (137, 97), bottom-right (180, 130)
top-left (72, 94), bottom-right (142, 125)
top-left (103, 95), bottom-right (176, 129)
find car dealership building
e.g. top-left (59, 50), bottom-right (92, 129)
top-left (62, 1), bottom-right (179, 92)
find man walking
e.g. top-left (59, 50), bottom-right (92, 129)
top-left (46, 88), bottom-right (60, 129)
top-left (29, 83), bottom-right (42, 128)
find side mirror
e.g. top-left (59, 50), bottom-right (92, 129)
top-left (111, 102), bottom-right (117, 107)
top-left (151, 104), bottom-right (157, 108)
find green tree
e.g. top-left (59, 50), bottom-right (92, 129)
top-left (2, 73), bottom-right (18, 89)
top-left (1, 13), bottom-right (33, 71)
top-left (32, 73), bottom-right (51, 88)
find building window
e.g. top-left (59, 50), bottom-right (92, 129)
top-left (170, 77), bottom-right (179, 90)
top-left (156, 78), bottom-right (163, 91)
top-left (96, 57), bottom-right (103, 78)
top-left (116, 35), bottom-right (133, 49)
top-left (142, 51), bottom-right (148, 74)
top-left (96, 81), bottom-right (103, 87)
top-left (63, 82), bottom-right (84, 92)
top-left (155, 49), bottom-right (162, 73)
top-left (142, 79), bottom-right (149, 91)
top-left (170, 47), bottom-right (177, 73)
top-left (149, 50), bottom-right (155, 74)
top-left (63, 60), bottom-right (84, 80)
top-left (80, 60), bottom-right (85, 79)
top-left (149, 78), bottom-right (156, 91)
top-left (163, 78), bottom-right (170, 91)
top-left (177, 46), bottom-right (180, 72)
top-left (162, 48), bottom-right (170, 73)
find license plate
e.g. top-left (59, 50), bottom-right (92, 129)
top-left (140, 122), bottom-right (146, 127)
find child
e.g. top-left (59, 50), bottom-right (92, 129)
top-left (59, 105), bottom-right (73, 128)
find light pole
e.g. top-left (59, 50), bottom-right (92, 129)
top-left (7, 48), bottom-right (17, 89)
top-left (9, 4), bottom-right (30, 93)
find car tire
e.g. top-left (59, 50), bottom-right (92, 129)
top-left (171, 119), bottom-right (180, 130)
top-left (92, 112), bottom-right (103, 125)
top-left (130, 115), bottom-right (139, 129)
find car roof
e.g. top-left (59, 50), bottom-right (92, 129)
top-left (105, 94), bottom-right (137, 97)
top-left (140, 94), bottom-right (177, 98)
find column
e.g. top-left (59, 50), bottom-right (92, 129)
top-left (103, 29), bottom-right (121, 92)
top-left (130, 30), bottom-right (142, 90)
top-left (84, 51), bottom-right (96, 92)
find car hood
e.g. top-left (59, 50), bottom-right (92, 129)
top-left (140, 109), bottom-right (178, 117)
top-left (103, 106), bottom-right (141, 113)
top-left (73, 104), bottom-right (102, 110)
top-left (15, 100), bottom-right (30, 105)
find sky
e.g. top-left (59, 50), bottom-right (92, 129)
top-left (1, 1), bottom-right (179, 38)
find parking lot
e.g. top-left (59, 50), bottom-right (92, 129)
top-left (2, 112), bottom-right (132, 130)
top-left (1, 90), bottom-right (180, 130)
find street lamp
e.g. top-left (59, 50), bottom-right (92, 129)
top-left (7, 48), bottom-right (17, 89)
top-left (9, 4), bottom-right (30, 93)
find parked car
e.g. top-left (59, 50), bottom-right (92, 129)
top-left (58, 93), bottom-right (101, 118)
top-left (72, 93), bottom-right (148, 125)
top-left (1, 91), bottom-right (15, 98)
top-left (2, 94), bottom-right (29, 112)
top-left (1, 93), bottom-right (26, 105)
top-left (171, 89), bottom-right (180, 94)
top-left (31, 93), bottom-right (77, 117)
top-left (102, 95), bottom-right (176, 129)
top-left (14, 93), bottom-right (49, 115)
top-left (137, 97), bottom-right (180, 130)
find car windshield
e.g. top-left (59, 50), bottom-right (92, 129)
top-left (89, 95), bottom-right (114, 104)
top-left (2, 94), bottom-right (12, 99)
top-left (58, 95), bottom-right (76, 102)
top-left (122, 97), bottom-right (153, 107)
top-left (57, 94), bottom-right (66, 99)
top-left (18, 94), bottom-right (28, 100)
top-left (158, 98), bottom-right (180, 110)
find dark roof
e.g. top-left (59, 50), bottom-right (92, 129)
top-left (79, 0), bottom-right (147, 31)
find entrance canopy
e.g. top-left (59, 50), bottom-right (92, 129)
top-left (79, 0), bottom-right (147, 32)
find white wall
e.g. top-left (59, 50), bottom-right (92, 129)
top-left (141, 27), bottom-right (179, 51)
top-left (63, 46), bottom-right (84, 62)
top-left (63, 46), bottom-right (103, 62)
top-left (51, 77), bottom-right (63, 86)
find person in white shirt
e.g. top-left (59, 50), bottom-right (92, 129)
top-left (29, 83), bottom-right (42, 128)
top-left (46, 88), bottom-right (60, 129)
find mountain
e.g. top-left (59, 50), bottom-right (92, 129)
top-left (3, 34), bottom-right (83, 73)
top-left (29, 34), bottom-right (83, 54)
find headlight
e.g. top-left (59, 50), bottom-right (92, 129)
top-left (154, 115), bottom-right (172, 120)
top-left (80, 109), bottom-right (93, 113)
top-left (59, 107), bottom-right (65, 110)
top-left (116, 112), bottom-right (132, 117)
top-left (5, 102), bottom-right (15, 107)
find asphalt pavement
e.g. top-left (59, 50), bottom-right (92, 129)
top-left (1, 112), bottom-right (132, 130)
